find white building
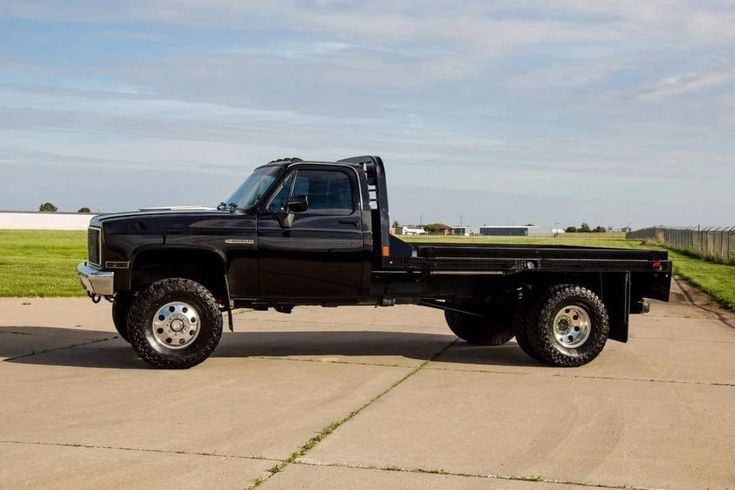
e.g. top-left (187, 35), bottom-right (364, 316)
top-left (0, 211), bottom-right (96, 230)
top-left (452, 226), bottom-right (479, 236)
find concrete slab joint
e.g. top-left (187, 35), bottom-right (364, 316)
top-left (1, 279), bottom-right (734, 489)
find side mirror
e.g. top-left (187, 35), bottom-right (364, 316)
top-left (287, 195), bottom-right (308, 213)
top-left (276, 195), bottom-right (308, 229)
top-left (276, 212), bottom-right (294, 229)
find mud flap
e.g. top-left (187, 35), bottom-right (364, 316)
top-left (604, 272), bottom-right (630, 343)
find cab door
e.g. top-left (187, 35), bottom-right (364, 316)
top-left (256, 166), bottom-right (365, 300)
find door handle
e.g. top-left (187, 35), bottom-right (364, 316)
top-left (338, 219), bottom-right (359, 226)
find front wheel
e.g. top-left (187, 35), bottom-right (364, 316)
top-left (112, 293), bottom-right (132, 343)
top-left (516, 284), bottom-right (609, 367)
top-left (127, 278), bottom-right (223, 369)
top-left (444, 309), bottom-right (514, 346)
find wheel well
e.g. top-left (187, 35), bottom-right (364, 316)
top-left (131, 249), bottom-right (228, 305)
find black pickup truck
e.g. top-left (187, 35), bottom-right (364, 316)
top-left (78, 156), bottom-right (671, 369)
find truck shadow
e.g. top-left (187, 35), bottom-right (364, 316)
top-left (1, 326), bottom-right (541, 369)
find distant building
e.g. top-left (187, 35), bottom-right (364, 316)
top-left (433, 223), bottom-right (454, 236)
top-left (528, 226), bottom-right (563, 236)
top-left (0, 210), bottom-right (97, 230)
top-left (453, 226), bottom-right (479, 236)
top-left (479, 225), bottom-right (537, 236)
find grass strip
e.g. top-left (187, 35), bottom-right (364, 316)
top-left (0, 230), bottom-right (86, 297)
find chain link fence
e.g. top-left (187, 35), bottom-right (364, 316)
top-left (626, 226), bottom-right (735, 264)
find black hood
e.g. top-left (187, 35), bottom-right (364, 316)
top-left (90, 207), bottom-right (219, 227)
top-left (91, 208), bottom-right (255, 235)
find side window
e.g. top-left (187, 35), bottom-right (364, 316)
top-left (293, 170), bottom-right (355, 216)
top-left (268, 173), bottom-right (294, 213)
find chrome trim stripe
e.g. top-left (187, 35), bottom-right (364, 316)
top-left (224, 239), bottom-right (254, 245)
top-left (105, 261), bottom-right (130, 269)
top-left (429, 271), bottom-right (505, 275)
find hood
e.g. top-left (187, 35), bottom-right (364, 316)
top-left (137, 206), bottom-right (216, 212)
top-left (91, 207), bottom-right (219, 226)
top-left (90, 207), bottom-right (255, 235)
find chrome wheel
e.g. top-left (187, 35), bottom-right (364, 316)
top-left (151, 301), bottom-right (200, 350)
top-left (553, 304), bottom-right (591, 348)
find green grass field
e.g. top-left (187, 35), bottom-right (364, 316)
top-left (0, 230), bottom-right (86, 297)
top-left (1, 230), bottom-right (733, 309)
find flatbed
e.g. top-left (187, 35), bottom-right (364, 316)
top-left (382, 242), bottom-right (670, 273)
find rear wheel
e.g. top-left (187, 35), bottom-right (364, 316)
top-left (513, 305), bottom-right (544, 362)
top-left (516, 284), bottom-right (609, 367)
top-left (444, 309), bottom-right (514, 346)
top-left (127, 278), bottom-right (223, 369)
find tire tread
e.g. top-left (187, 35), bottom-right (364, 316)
top-left (516, 284), bottom-right (609, 367)
top-left (112, 295), bottom-right (131, 343)
top-left (128, 278), bottom-right (223, 369)
top-left (445, 310), bottom-right (514, 346)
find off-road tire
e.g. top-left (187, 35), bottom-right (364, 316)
top-left (512, 303), bottom-right (545, 362)
top-left (128, 278), bottom-right (223, 369)
top-left (444, 309), bottom-right (515, 346)
top-left (112, 293), bottom-right (132, 343)
top-left (517, 284), bottom-right (609, 367)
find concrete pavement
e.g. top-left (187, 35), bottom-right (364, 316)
top-left (0, 278), bottom-right (733, 489)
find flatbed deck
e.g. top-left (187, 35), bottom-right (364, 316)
top-left (381, 240), bottom-right (671, 275)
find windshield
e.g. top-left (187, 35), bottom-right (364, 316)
top-left (225, 166), bottom-right (283, 210)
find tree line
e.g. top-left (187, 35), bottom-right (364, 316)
top-left (565, 223), bottom-right (608, 233)
top-left (39, 202), bottom-right (90, 213)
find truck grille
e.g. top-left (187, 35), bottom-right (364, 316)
top-left (88, 228), bottom-right (100, 266)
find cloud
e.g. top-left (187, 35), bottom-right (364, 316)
top-left (4, 1), bottom-right (733, 48)
top-left (0, 1), bottom-right (734, 225)
top-left (633, 69), bottom-right (735, 100)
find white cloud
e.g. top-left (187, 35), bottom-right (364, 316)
top-left (3, 1), bottom-right (733, 47)
top-left (0, 1), bottom-right (734, 224)
top-left (633, 69), bottom-right (735, 100)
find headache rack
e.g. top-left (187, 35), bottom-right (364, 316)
top-left (338, 155), bottom-right (392, 260)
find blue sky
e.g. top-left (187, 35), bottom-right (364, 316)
top-left (1, 1), bottom-right (733, 227)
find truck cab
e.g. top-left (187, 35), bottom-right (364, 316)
top-left (245, 160), bottom-right (372, 301)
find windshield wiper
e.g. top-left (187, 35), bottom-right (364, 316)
top-left (217, 202), bottom-right (228, 211)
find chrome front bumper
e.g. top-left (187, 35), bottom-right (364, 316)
top-left (78, 262), bottom-right (114, 296)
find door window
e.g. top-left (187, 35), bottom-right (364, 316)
top-left (292, 170), bottom-right (355, 216)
